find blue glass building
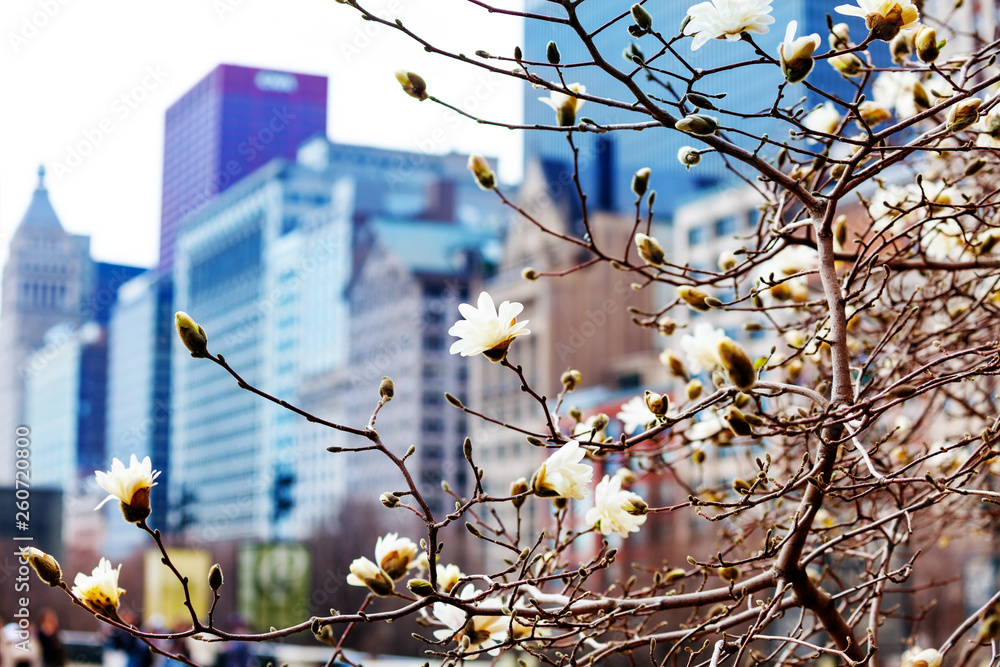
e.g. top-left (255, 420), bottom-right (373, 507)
top-left (160, 64), bottom-right (328, 272)
top-left (522, 0), bottom-right (866, 213)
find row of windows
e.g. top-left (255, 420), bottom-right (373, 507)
top-left (687, 210), bottom-right (760, 246)
top-left (20, 282), bottom-right (67, 308)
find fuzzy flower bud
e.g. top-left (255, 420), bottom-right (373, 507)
top-left (660, 350), bottom-right (688, 379)
top-left (208, 563), bottom-right (224, 591)
top-left (644, 390), bottom-right (669, 417)
top-left (407, 578), bottom-right (436, 597)
top-left (677, 146), bottom-right (701, 168)
top-left (829, 22), bottom-right (851, 49)
top-left (175, 312), bottom-right (208, 358)
top-left (510, 477), bottom-right (530, 508)
top-left (725, 407), bottom-right (753, 436)
top-left (635, 233), bottom-right (666, 266)
top-left (561, 369), bottom-right (582, 391)
top-left (858, 101), bottom-right (891, 127)
top-left (22, 547), bottom-right (62, 587)
top-left (914, 25), bottom-right (940, 62)
top-left (631, 3), bottom-right (652, 31)
top-left (379, 376), bottom-right (394, 401)
top-left (631, 168), bottom-right (651, 197)
top-left (890, 30), bottom-right (913, 63)
top-left (467, 154), bottom-right (496, 190)
top-left (718, 250), bottom-right (737, 271)
top-left (395, 70), bottom-right (428, 101)
top-left (545, 40), bottom-right (560, 65)
top-left (717, 337), bottom-right (756, 390)
top-left (677, 285), bottom-right (711, 312)
top-left (347, 557), bottom-right (395, 597)
top-left (829, 53), bottom-right (863, 77)
top-left (675, 114), bottom-right (719, 136)
top-left (686, 379), bottom-right (703, 401)
top-left (948, 98), bottom-right (982, 133)
top-left (778, 21), bottom-right (820, 84)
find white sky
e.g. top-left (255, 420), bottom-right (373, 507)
top-left (1, 0), bottom-right (525, 268)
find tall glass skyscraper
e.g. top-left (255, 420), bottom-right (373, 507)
top-left (159, 64), bottom-right (328, 272)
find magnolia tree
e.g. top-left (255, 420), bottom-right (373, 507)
top-left (20, 0), bottom-right (1000, 665)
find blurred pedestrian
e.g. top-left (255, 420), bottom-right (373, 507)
top-left (35, 611), bottom-right (64, 667)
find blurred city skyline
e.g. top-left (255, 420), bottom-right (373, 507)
top-left (1, 0), bottom-right (524, 268)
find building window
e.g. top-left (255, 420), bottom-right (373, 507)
top-left (422, 417), bottom-right (444, 433)
top-left (688, 226), bottom-right (707, 246)
top-left (713, 216), bottom-right (738, 238)
top-left (422, 334), bottom-right (445, 351)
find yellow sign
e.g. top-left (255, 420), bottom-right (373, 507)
top-left (143, 548), bottom-right (212, 627)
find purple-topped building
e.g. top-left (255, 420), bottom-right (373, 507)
top-left (159, 64), bottom-right (328, 272)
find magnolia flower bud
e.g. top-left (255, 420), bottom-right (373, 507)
top-left (622, 496), bottom-right (648, 516)
top-left (858, 101), bottom-right (891, 127)
top-left (631, 168), bottom-right (651, 197)
top-left (976, 229), bottom-right (1000, 255)
top-left (631, 3), bottom-right (652, 31)
top-left (568, 406), bottom-right (582, 421)
top-left (717, 565), bottom-right (741, 582)
top-left (665, 567), bottom-right (687, 582)
top-left (380, 492), bottom-right (400, 508)
top-left (635, 233), bottom-right (665, 265)
top-left (677, 285), bottom-right (711, 312)
top-left (660, 350), bottom-right (688, 380)
top-left (394, 70), bottom-right (428, 101)
top-left (644, 390), bottom-right (669, 417)
top-left (718, 337), bottom-right (756, 390)
top-left (615, 467), bottom-right (638, 486)
top-left (829, 22), bottom-right (851, 49)
top-left (947, 98), bottom-right (982, 133)
top-left (914, 25), bottom-right (940, 62)
top-left (890, 30), bottom-right (913, 63)
top-left (686, 379), bottom-right (703, 401)
top-left (829, 53), bottom-right (863, 77)
top-left (978, 614), bottom-right (1000, 643)
top-left (623, 42), bottom-right (644, 63)
top-left (732, 478), bottom-right (752, 495)
top-left (718, 250), bottom-right (737, 271)
top-left (522, 267), bottom-right (539, 281)
top-left (545, 40), bottom-right (561, 64)
top-left (865, 7), bottom-right (909, 42)
top-left (691, 448), bottom-right (706, 464)
top-left (677, 146), bottom-right (701, 168)
top-left (175, 312), bottom-right (209, 358)
top-left (675, 114), bottom-right (719, 136)
top-left (779, 23), bottom-right (820, 84)
top-left (379, 376), bottom-right (395, 401)
top-left (592, 413), bottom-right (609, 430)
top-left (725, 407), bottom-right (753, 437)
top-left (510, 477), bottom-right (529, 508)
top-left (407, 578), bottom-right (436, 597)
top-left (208, 563), bottom-right (224, 591)
top-left (561, 369), bottom-right (582, 391)
top-left (22, 547), bottom-right (62, 587)
top-left (348, 557), bottom-right (394, 597)
top-left (467, 154), bottom-right (495, 190)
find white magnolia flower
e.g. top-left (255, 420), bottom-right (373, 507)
top-left (873, 70), bottom-right (923, 119)
top-left (531, 440), bottom-right (594, 500)
top-left (835, 0), bottom-right (919, 40)
top-left (778, 21), bottom-right (821, 83)
top-left (539, 83), bottom-right (586, 126)
top-left (683, 0), bottom-right (774, 51)
top-left (72, 558), bottom-right (125, 616)
top-left (346, 556), bottom-right (394, 596)
top-left (436, 563), bottom-right (464, 593)
top-left (900, 647), bottom-right (943, 667)
top-left (432, 585), bottom-right (508, 654)
top-left (94, 455), bottom-right (160, 511)
top-left (617, 396), bottom-right (658, 435)
top-left (375, 533), bottom-right (419, 580)
top-left (680, 323), bottom-right (726, 374)
top-left (449, 291), bottom-right (530, 361)
top-left (585, 475), bottom-right (648, 537)
top-left (803, 102), bottom-right (842, 136)
top-left (686, 414), bottom-right (725, 443)
top-left (922, 219), bottom-right (967, 261)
